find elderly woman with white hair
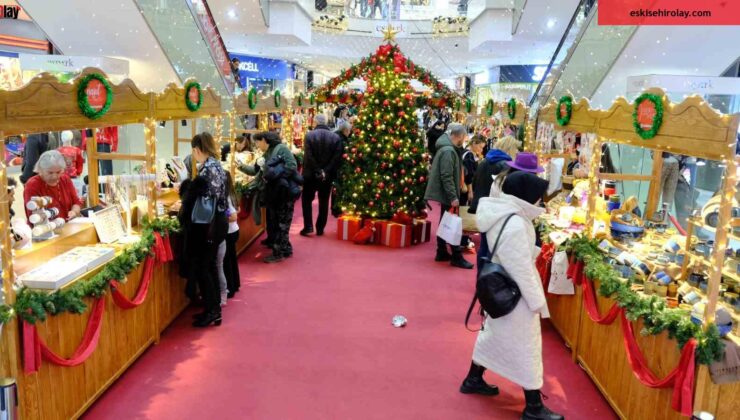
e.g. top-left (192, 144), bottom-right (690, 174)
top-left (23, 149), bottom-right (83, 221)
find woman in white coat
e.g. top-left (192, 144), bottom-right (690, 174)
top-left (460, 171), bottom-right (563, 420)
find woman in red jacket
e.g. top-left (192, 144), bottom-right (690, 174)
top-left (23, 150), bottom-right (83, 221)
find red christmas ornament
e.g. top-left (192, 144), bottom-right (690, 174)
top-left (394, 67), bottom-right (401, 74)
top-left (393, 140), bottom-right (401, 149)
top-left (404, 93), bottom-right (412, 101)
top-left (376, 65), bottom-right (382, 72)
top-left (390, 201), bottom-right (395, 207)
top-left (351, 147), bottom-right (357, 153)
top-left (375, 193), bottom-right (380, 199)
top-left (412, 148), bottom-right (418, 153)
top-left (355, 167), bottom-right (362, 173)
top-left (378, 182), bottom-right (385, 189)
top-left (383, 99), bottom-right (390, 107)
top-left (393, 172), bottom-right (398, 178)
top-left (342, 153), bottom-right (348, 159)
top-left (381, 162), bottom-right (388, 169)
top-left (369, 201), bottom-right (374, 207)
top-left (404, 187), bottom-right (409, 193)
top-left (398, 111), bottom-right (405, 117)
top-left (397, 156), bottom-right (403, 162)
top-left (371, 57), bottom-right (377, 64)
top-left (419, 176), bottom-right (426, 183)
top-left (366, 179), bottom-right (372, 185)
top-left (401, 169), bottom-right (406, 175)
top-left (368, 86), bottom-right (375, 94)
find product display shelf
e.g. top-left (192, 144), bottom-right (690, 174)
top-left (537, 88), bottom-right (740, 419)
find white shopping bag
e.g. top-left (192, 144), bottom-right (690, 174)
top-left (548, 251), bottom-right (575, 295)
top-left (437, 209), bottom-right (463, 246)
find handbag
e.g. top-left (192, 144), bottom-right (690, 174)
top-left (191, 195), bottom-right (216, 224)
top-left (465, 214), bottom-right (521, 329)
top-left (437, 207), bottom-right (463, 246)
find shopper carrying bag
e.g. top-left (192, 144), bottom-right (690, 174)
top-left (437, 207), bottom-right (463, 246)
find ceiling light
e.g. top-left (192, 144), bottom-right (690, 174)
top-left (227, 9), bottom-right (237, 19)
top-left (546, 18), bottom-right (556, 29)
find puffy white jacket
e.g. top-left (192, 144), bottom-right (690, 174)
top-left (470, 191), bottom-right (549, 390)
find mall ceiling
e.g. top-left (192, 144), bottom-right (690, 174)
top-left (210, 0), bottom-right (581, 78)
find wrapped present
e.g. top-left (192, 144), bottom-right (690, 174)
top-left (412, 218), bottom-right (432, 245)
top-left (376, 220), bottom-right (412, 248)
top-left (337, 215), bottom-right (362, 241)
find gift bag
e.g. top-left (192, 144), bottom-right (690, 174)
top-left (548, 251), bottom-right (575, 295)
top-left (437, 209), bottom-right (462, 246)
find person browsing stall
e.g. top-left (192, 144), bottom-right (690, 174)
top-left (23, 150), bottom-right (83, 221)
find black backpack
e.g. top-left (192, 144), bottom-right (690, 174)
top-left (465, 214), bottom-right (522, 330)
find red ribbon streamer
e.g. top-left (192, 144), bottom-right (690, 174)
top-left (23, 296), bottom-right (106, 373)
top-left (109, 257), bottom-right (155, 310)
top-left (621, 312), bottom-right (697, 416)
top-left (536, 243), bottom-right (555, 292)
top-left (569, 261), bottom-right (697, 416)
top-left (581, 275), bottom-right (621, 324)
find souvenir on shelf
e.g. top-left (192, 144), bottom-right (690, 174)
top-left (26, 196), bottom-right (65, 240)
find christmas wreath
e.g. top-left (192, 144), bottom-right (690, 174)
top-left (465, 97), bottom-right (472, 113)
top-left (507, 98), bottom-right (516, 120)
top-left (274, 90), bottom-right (281, 107)
top-left (309, 93), bottom-right (316, 106)
top-left (297, 93), bottom-right (304, 107)
top-left (485, 99), bottom-right (494, 117)
top-left (184, 81), bottom-right (203, 112)
top-left (77, 73), bottom-right (113, 120)
top-left (247, 87), bottom-right (258, 110)
top-left (454, 99), bottom-right (461, 112)
top-left (632, 93), bottom-right (663, 140)
top-left (556, 96), bottom-right (573, 126)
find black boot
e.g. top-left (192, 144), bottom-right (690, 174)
top-left (435, 248), bottom-right (452, 262)
top-left (460, 362), bottom-right (499, 396)
top-left (192, 310), bottom-right (222, 327)
top-left (450, 251), bottom-right (474, 269)
top-left (522, 389), bottom-right (564, 420)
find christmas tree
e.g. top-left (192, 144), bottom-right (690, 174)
top-left (335, 42), bottom-right (428, 218)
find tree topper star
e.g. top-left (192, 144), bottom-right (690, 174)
top-left (382, 25), bottom-right (399, 43)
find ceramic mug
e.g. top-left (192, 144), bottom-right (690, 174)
top-left (684, 291), bottom-right (701, 304)
top-left (656, 285), bottom-right (668, 297)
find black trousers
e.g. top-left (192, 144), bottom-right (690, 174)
top-left (224, 230), bottom-right (241, 293)
top-left (301, 176), bottom-right (332, 233)
top-left (267, 199), bottom-right (294, 257)
top-left (191, 214), bottom-right (228, 315)
top-left (437, 204), bottom-right (463, 256)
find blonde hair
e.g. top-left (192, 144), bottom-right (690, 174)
top-left (494, 136), bottom-right (521, 159)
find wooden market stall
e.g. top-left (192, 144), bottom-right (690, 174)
top-left (0, 68), bottom-right (189, 419)
top-left (538, 88), bottom-right (740, 419)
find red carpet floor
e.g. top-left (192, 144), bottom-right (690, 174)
top-left (84, 205), bottom-right (616, 420)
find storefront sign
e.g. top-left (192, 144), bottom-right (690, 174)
top-left (229, 53), bottom-right (295, 81)
top-left (374, 22), bottom-right (406, 38)
top-left (627, 75), bottom-right (740, 96)
top-left (19, 54), bottom-right (129, 76)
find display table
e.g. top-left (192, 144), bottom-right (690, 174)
top-left (0, 222), bottom-right (188, 420)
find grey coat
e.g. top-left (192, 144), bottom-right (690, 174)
top-left (424, 134), bottom-right (461, 206)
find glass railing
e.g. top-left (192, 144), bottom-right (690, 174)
top-left (134, 0), bottom-right (232, 102)
top-left (317, 0), bottom-right (466, 20)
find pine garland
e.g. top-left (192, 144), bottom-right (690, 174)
top-left (564, 235), bottom-right (723, 365)
top-left (184, 81), bottom-right (203, 112)
top-left (633, 93), bottom-right (663, 140)
top-left (1, 217), bottom-right (180, 325)
top-left (77, 73), bottom-right (113, 120)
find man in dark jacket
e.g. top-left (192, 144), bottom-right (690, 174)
top-left (331, 121), bottom-right (351, 217)
top-left (424, 123), bottom-right (473, 269)
top-left (20, 133), bottom-right (49, 184)
top-left (426, 119), bottom-right (446, 158)
top-left (301, 114), bottom-right (343, 236)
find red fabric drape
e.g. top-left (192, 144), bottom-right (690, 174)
top-left (110, 257), bottom-right (155, 310)
top-left (567, 257), bottom-right (585, 285)
top-left (581, 275), bottom-right (621, 324)
top-left (536, 243), bottom-right (555, 291)
top-left (621, 312), bottom-right (697, 416)
top-left (23, 296), bottom-right (106, 373)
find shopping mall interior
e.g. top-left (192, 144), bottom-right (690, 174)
top-left (0, 0), bottom-right (738, 419)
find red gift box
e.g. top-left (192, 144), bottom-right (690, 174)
top-left (376, 220), bottom-right (412, 248)
top-left (337, 216), bottom-right (362, 241)
top-left (412, 218), bottom-right (432, 245)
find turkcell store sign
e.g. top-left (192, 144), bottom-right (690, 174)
top-left (229, 53), bottom-right (295, 80)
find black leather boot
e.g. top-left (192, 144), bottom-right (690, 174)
top-left (459, 362), bottom-right (499, 396)
top-left (522, 389), bottom-right (564, 420)
top-left (435, 249), bottom-right (452, 262)
top-left (192, 310), bottom-right (222, 327)
top-left (450, 251), bottom-right (474, 269)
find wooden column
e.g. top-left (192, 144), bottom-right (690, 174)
top-left (228, 110), bottom-right (236, 179)
top-left (0, 132), bottom-right (19, 381)
top-left (87, 128), bottom-right (99, 206)
top-left (145, 117), bottom-right (157, 219)
top-left (173, 120), bottom-right (179, 156)
top-left (585, 137), bottom-right (603, 238)
top-left (644, 152), bottom-right (664, 221)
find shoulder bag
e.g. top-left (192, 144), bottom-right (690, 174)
top-left (465, 213), bottom-right (521, 329)
top-left (191, 195), bottom-right (216, 224)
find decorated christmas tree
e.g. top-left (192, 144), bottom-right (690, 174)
top-left (335, 43), bottom-right (427, 218)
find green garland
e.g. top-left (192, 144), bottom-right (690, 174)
top-left (556, 96), bottom-right (573, 126)
top-left (485, 99), bottom-right (494, 117)
top-left (77, 73), bottom-right (113, 120)
top-left (633, 93), bottom-right (664, 140)
top-left (184, 81), bottom-right (203, 112)
top-left (274, 90), bottom-right (281, 108)
top-left (248, 87), bottom-right (258, 110)
top-left (507, 98), bottom-right (516, 120)
top-left (564, 235), bottom-right (723, 365)
top-left (465, 98), bottom-right (472, 113)
top-left (2, 217), bottom-right (180, 325)
top-left (297, 93), bottom-right (304, 107)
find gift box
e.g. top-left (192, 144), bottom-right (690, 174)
top-left (376, 220), bottom-right (412, 248)
top-left (337, 216), bottom-right (362, 241)
top-left (412, 218), bottom-right (432, 245)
